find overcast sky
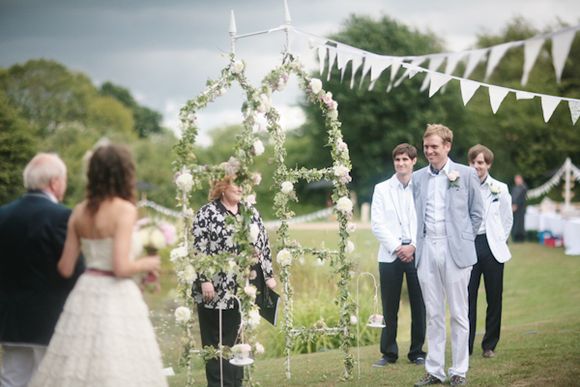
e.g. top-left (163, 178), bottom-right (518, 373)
top-left (1, 0), bottom-right (578, 144)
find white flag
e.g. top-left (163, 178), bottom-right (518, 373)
top-left (349, 55), bottom-right (363, 89)
top-left (515, 91), bottom-right (535, 100)
top-left (327, 47), bottom-right (337, 81)
top-left (521, 38), bottom-right (544, 85)
top-left (552, 29), bottom-right (576, 83)
top-left (369, 56), bottom-right (391, 84)
top-left (488, 86), bottom-right (510, 114)
top-left (444, 52), bottom-right (465, 75)
top-left (429, 73), bottom-right (452, 98)
top-left (318, 46), bottom-right (327, 76)
top-left (460, 79), bottom-right (480, 105)
top-left (540, 95), bottom-right (561, 122)
top-left (485, 42), bottom-right (514, 80)
top-left (394, 58), bottom-right (425, 87)
top-left (420, 56), bottom-right (445, 92)
top-left (569, 100), bottom-right (580, 125)
top-left (463, 48), bottom-right (488, 79)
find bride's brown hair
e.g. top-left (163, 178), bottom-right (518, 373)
top-left (86, 144), bottom-right (136, 215)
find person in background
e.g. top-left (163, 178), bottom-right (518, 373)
top-left (511, 174), bottom-right (527, 242)
top-left (191, 176), bottom-right (276, 387)
top-left (0, 153), bottom-right (84, 387)
top-left (412, 124), bottom-right (483, 387)
top-left (371, 143), bottom-right (426, 368)
top-left (467, 144), bottom-right (513, 359)
top-left (28, 144), bottom-right (167, 387)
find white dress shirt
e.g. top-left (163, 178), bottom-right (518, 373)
top-left (425, 162), bottom-right (450, 237)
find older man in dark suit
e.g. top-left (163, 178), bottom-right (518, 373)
top-left (0, 153), bottom-right (84, 387)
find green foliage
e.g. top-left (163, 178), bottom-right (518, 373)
top-left (0, 59), bottom-right (96, 133)
top-left (0, 91), bottom-right (36, 203)
top-left (86, 95), bottom-right (135, 137)
top-left (100, 81), bottom-right (163, 138)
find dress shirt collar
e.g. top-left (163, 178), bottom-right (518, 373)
top-left (428, 159), bottom-right (451, 177)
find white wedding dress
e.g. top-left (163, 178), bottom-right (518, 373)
top-left (29, 238), bottom-right (168, 387)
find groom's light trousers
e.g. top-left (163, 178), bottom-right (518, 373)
top-left (417, 236), bottom-right (472, 381)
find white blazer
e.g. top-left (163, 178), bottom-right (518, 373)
top-left (482, 175), bottom-right (513, 263)
top-left (371, 174), bottom-right (417, 263)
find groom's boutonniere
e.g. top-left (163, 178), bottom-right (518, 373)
top-left (447, 170), bottom-right (460, 189)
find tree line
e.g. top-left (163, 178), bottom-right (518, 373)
top-left (1, 16), bottom-right (578, 217)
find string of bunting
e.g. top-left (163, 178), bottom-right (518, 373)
top-left (527, 158), bottom-right (580, 199)
top-left (289, 25), bottom-right (580, 124)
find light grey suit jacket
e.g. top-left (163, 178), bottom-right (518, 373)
top-left (413, 159), bottom-right (484, 269)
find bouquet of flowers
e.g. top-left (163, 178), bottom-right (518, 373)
top-left (136, 218), bottom-right (177, 292)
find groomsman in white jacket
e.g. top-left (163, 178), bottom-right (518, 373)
top-left (467, 144), bottom-right (513, 359)
top-left (371, 143), bottom-right (426, 367)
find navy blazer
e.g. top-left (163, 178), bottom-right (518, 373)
top-left (0, 192), bottom-right (85, 345)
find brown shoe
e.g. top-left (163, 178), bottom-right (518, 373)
top-left (450, 375), bottom-right (467, 386)
top-left (414, 373), bottom-right (442, 386)
top-left (483, 349), bottom-right (496, 358)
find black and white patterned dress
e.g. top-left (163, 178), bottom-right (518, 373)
top-left (191, 200), bottom-right (273, 309)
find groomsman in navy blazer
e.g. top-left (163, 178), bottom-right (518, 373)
top-left (467, 144), bottom-right (513, 359)
top-left (413, 124), bottom-right (483, 387)
top-left (0, 153), bottom-right (84, 387)
top-left (371, 143), bottom-right (426, 367)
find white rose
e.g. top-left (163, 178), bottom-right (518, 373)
top-left (253, 139), bottom-right (265, 156)
top-left (447, 170), bottom-right (460, 182)
top-left (346, 222), bottom-right (357, 233)
top-left (244, 284), bottom-right (257, 299)
top-left (350, 315), bottom-right (358, 325)
top-left (231, 60), bottom-right (245, 74)
top-left (249, 223), bottom-right (260, 243)
top-left (175, 172), bottom-right (194, 192)
top-left (248, 308), bottom-right (261, 328)
top-left (280, 181), bottom-right (294, 195)
top-left (147, 229), bottom-right (167, 250)
top-left (276, 248), bottom-right (293, 267)
top-left (252, 114), bottom-right (268, 133)
top-left (345, 240), bottom-right (355, 254)
top-left (336, 139), bottom-right (349, 153)
top-left (175, 306), bottom-right (191, 323)
top-left (181, 265), bottom-right (197, 283)
top-left (170, 244), bottom-right (188, 262)
top-left (245, 194), bottom-right (257, 205)
top-left (254, 342), bottom-right (265, 355)
top-left (257, 94), bottom-right (271, 113)
top-left (251, 172), bottom-right (262, 186)
top-left (336, 197), bottom-right (353, 214)
top-left (309, 78), bottom-right (323, 94)
top-left (232, 343), bottom-right (252, 355)
top-left (327, 109), bottom-right (339, 120)
top-left (333, 164), bottom-right (351, 183)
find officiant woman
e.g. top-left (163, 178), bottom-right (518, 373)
top-left (191, 176), bottom-right (276, 387)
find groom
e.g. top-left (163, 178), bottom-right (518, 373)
top-left (412, 124), bottom-right (483, 386)
top-left (0, 153), bottom-right (84, 387)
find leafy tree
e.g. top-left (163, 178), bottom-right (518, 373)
top-left (86, 95), bottom-right (135, 138)
top-left (301, 15), bottom-right (472, 202)
top-left (0, 59), bottom-right (96, 133)
top-left (0, 91), bottom-right (36, 203)
top-left (100, 81), bottom-right (163, 138)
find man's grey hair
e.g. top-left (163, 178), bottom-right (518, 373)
top-left (23, 153), bottom-right (67, 190)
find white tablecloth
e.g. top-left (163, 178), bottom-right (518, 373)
top-left (563, 218), bottom-right (580, 256)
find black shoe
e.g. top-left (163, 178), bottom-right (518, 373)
top-left (450, 375), bottom-right (467, 386)
top-left (372, 357), bottom-right (396, 367)
top-left (414, 373), bottom-right (442, 386)
top-left (482, 349), bottom-right (496, 358)
top-left (411, 357), bottom-right (425, 365)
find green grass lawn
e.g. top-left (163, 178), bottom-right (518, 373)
top-left (148, 229), bottom-right (580, 386)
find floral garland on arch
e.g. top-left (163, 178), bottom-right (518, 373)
top-left (172, 55), bottom-right (273, 387)
top-left (259, 54), bottom-right (357, 380)
top-left (171, 53), bottom-right (357, 384)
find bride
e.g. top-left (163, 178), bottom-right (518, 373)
top-left (29, 144), bottom-right (167, 387)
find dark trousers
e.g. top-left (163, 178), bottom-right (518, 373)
top-left (197, 305), bottom-right (243, 387)
top-left (468, 234), bottom-right (504, 354)
top-left (379, 259), bottom-right (426, 362)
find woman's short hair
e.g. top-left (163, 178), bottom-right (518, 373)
top-left (392, 143), bottom-right (418, 160)
top-left (423, 123), bottom-right (453, 144)
top-left (86, 144), bottom-right (136, 215)
top-left (208, 176), bottom-right (235, 201)
top-left (23, 153), bottom-right (67, 190)
top-left (468, 144), bottom-right (494, 165)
